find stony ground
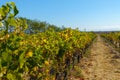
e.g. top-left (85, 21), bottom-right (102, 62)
top-left (69, 35), bottom-right (120, 80)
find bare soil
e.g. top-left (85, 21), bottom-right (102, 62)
top-left (69, 35), bottom-right (120, 80)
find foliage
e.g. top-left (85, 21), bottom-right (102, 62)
top-left (0, 2), bottom-right (96, 80)
top-left (101, 32), bottom-right (120, 48)
top-left (21, 18), bottom-right (63, 34)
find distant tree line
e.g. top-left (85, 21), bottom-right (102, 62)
top-left (22, 17), bottom-right (66, 34)
top-left (0, 17), bottom-right (66, 34)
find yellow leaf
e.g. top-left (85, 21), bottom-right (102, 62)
top-left (26, 50), bottom-right (33, 58)
top-left (44, 61), bottom-right (49, 66)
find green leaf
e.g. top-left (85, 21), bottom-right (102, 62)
top-left (0, 22), bottom-right (3, 26)
top-left (2, 5), bottom-right (10, 16)
top-left (19, 52), bottom-right (26, 68)
top-left (2, 50), bottom-right (12, 62)
top-left (25, 65), bottom-right (29, 72)
top-left (9, 2), bottom-right (19, 16)
top-left (2, 52), bottom-right (8, 61)
top-left (22, 19), bottom-right (28, 29)
top-left (9, 2), bottom-right (15, 7)
top-left (14, 6), bottom-right (19, 16)
top-left (7, 73), bottom-right (16, 80)
top-left (7, 16), bottom-right (17, 27)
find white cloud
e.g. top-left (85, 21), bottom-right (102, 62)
top-left (79, 25), bottom-right (120, 31)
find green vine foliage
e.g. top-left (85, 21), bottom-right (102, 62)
top-left (0, 2), bottom-right (27, 34)
top-left (0, 2), bottom-right (28, 80)
top-left (0, 2), bottom-right (97, 80)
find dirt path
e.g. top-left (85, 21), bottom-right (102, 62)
top-left (70, 35), bottom-right (120, 80)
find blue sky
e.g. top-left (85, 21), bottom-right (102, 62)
top-left (0, 0), bottom-right (120, 31)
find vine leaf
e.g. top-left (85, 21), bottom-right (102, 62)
top-left (0, 22), bottom-right (3, 26)
top-left (9, 2), bottom-right (19, 16)
top-left (19, 52), bottom-right (26, 69)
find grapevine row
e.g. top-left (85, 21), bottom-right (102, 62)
top-left (101, 32), bottom-right (120, 48)
top-left (0, 2), bottom-right (96, 80)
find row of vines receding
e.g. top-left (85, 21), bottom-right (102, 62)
top-left (0, 2), bottom-right (96, 80)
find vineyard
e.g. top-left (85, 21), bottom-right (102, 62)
top-left (0, 2), bottom-right (120, 80)
top-left (0, 2), bottom-right (97, 80)
top-left (101, 32), bottom-right (120, 49)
